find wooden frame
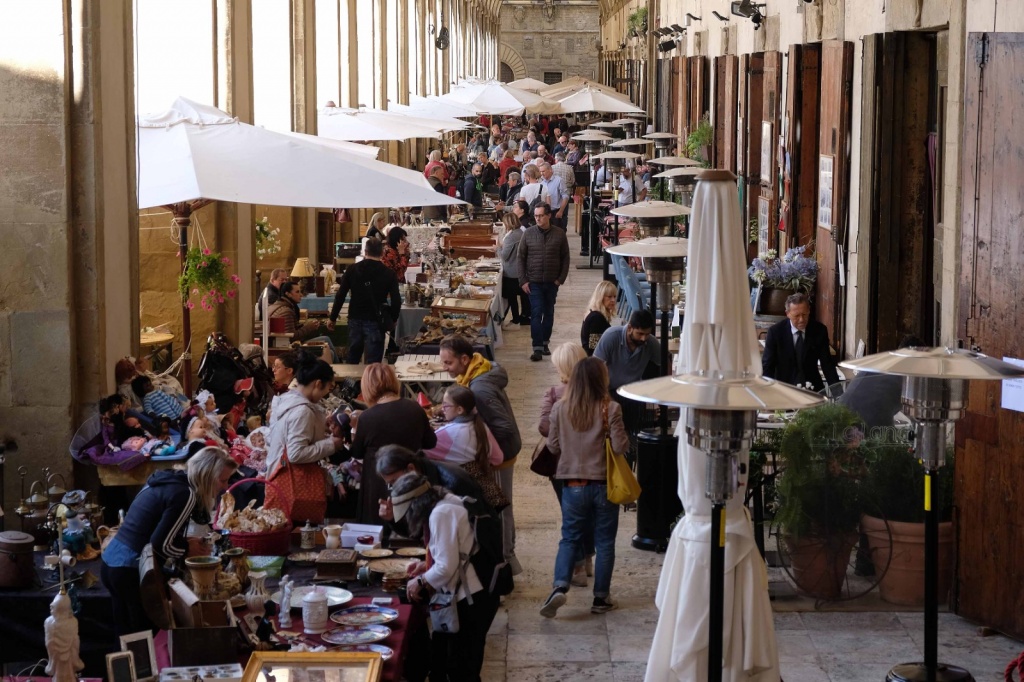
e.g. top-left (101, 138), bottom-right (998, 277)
top-left (119, 631), bottom-right (155, 682)
top-left (107, 651), bottom-right (136, 682)
top-left (242, 651), bottom-right (384, 682)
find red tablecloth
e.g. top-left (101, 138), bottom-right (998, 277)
top-left (154, 596), bottom-right (422, 682)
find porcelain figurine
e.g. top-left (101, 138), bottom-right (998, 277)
top-left (45, 592), bottom-right (84, 682)
top-left (278, 575), bottom-right (293, 629)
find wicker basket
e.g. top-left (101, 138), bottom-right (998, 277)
top-left (214, 478), bottom-right (293, 556)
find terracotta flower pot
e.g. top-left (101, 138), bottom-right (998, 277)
top-left (861, 514), bottom-right (953, 606)
top-left (784, 532), bottom-right (858, 600)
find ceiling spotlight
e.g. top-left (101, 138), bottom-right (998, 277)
top-left (730, 0), bottom-right (766, 29)
top-left (654, 27), bottom-right (673, 36)
top-left (669, 24), bottom-right (685, 33)
top-left (712, 10), bottom-right (729, 22)
top-left (658, 39), bottom-right (678, 52)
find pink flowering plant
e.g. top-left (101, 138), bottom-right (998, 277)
top-left (178, 246), bottom-right (240, 310)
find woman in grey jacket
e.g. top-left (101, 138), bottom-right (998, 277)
top-left (541, 357), bottom-right (629, 618)
top-left (499, 213), bottom-right (530, 326)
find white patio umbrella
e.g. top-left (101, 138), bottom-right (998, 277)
top-left (356, 108), bottom-right (472, 133)
top-left (507, 77), bottom-right (549, 92)
top-left (318, 107), bottom-right (449, 141)
top-left (539, 75), bottom-right (621, 98)
top-left (440, 81), bottom-right (561, 116)
top-left (280, 132), bottom-right (380, 159)
top-left (644, 169), bottom-right (779, 682)
top-left (385, 102), bottom-right (477, 131)
top-left (403, 95), bottom-right (480, 119)
top-left (556, 86), bottom-right (644, 114)
top-left (137, 97), bottom-right (463, 390)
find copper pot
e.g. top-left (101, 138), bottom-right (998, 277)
top-left (0, 531), bottom-right (36, 588)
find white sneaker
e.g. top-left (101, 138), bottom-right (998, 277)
top-left (540, 589), bottom-right (567, 618)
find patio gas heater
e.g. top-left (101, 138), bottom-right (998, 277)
top-left (607, 236), bottom-right (688, 551)
top-left (643, 131), bottom-right (679, 157)
top-left (839, 347), bottom-right (1024, 682)
top-left (613, 117), bottom-right (641, 138)
top-left (573, 130), bottom-right (613, 270)
top-left (654, 166), bottom-right (703, 236)
top-left (590, 120), bottom-right (627, 141)
top-left (610, 200), bottom-right (690, 239)
top-left (619, 372), bottom-right (824, 682)
top-left (593, 150), bottom-right (642, 280)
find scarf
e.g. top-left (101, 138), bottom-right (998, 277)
top-left (456, 353), bottom-right (491, 388)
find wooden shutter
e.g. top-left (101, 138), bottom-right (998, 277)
top-left (784, 43), bottom-right (821, 250)
top-left (688, 56), bottom-right (707, 133)
top-left (742, 53), bottom-right (765, 260)
top-left (714, 55), bottom-right (739, 173)
top-left (759, 51), bottom-right (783, 252)
top-left (955, 32), bottom-right (1024, 641)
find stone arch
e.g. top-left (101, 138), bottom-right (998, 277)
top-left (498, 42), bottom-right (527, 82)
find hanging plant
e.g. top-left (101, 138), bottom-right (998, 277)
top-left (255, 216), bottom-right (282, 260)
top-left (178, 246), bottom-right (241, 311)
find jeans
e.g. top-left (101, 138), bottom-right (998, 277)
top-left (305, 335), bottom-right (339, 363)
top-left (553, 482), bottom-right (619, 598)
top-left (551, 479), bottom-right (596, 561)
top-left (528, 281), bottom-right (559, 351)
top-left (101, 562), bottom-right (154, 636)
top-left (346, 319), bottom-right (384, 364)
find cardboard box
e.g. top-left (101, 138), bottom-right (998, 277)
top-left (341, 523), bottom-right (383, 548)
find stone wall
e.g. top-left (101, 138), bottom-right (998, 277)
top-left (499, 1), bottom-right (601, 83)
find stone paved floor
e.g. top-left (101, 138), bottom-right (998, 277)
top-left (481, 229), bottom-right (1022, 682)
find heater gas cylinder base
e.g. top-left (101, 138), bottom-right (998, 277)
top-left (886, 662), bottom-right (974, 682)
top-left (631, 533), bottom-right (668, 553)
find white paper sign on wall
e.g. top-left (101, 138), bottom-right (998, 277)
top-left (1000, 357), bottom-right (1024, 413)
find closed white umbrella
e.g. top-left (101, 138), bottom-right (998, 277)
top-left (557, 86), bottom-right (644, 114)
top-left (317, 107), bottom-right (447, 141)
top-left (508, 77), bottom-right (549, 92)
top-left (643, 169), bottom-right (779, 682)
top-left (137, 97), bottom-right (463, 389)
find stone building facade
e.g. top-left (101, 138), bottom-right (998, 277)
top-left (499, 0), bottom-right (601, 84)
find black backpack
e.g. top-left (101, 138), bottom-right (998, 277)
top-left (462, 497), bottom-right (514, 597)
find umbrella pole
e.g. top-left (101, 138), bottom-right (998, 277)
top-left (171, 207), bottom-right (195, 395)
top-left (708, 502), bottom-right (726, 682)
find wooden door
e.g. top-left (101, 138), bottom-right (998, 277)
top-left (784, 44), bottom-right (821, 250)
top-left (956, 32), bottom-right (1024, 641)
top-left (714, 55), bottom-right (739, 172)
top-left (689, 56), bottom-right (708, 133)
top-left (815, 41), bottom-right (853, 353)
top-left (742, 53), bottom-right (765, 259)
top-left (758, 51), bottom-right (783, 253)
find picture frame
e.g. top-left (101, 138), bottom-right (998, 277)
top-left (106, 651), bottom-right (136, 682)
top-left (758, 196), bottom-right (771, 253)
top-left (242, 651), bottom-right (384, 682)
top-left (760, 121), bottom-right (773, 185)
top-left (120, 631), bottom-right (157, 682)
top-left (817, 154), bottom-right (835, 230)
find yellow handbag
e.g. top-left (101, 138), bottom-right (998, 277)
top-left (603, 402), bottom-right (640, 505)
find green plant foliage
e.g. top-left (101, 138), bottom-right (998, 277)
top-left (860, 440), bottom-right (955, 523)
top-left (685, 114), bottom-right (714, 167)
top-left (775, 403), bottom-right (868, 540)
top-left (178, 246), bottom-right (240, 310)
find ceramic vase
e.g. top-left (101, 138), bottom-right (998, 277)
top-left (222, 547), bottom-right (249, 589)
top-left (184, 556), bottom-right (221, 600)
top-left (245, 571), bottom-right (269, 617)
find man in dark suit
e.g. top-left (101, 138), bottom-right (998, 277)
top-left (762, 292), bottom-right (840, 392)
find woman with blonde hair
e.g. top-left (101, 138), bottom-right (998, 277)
top-left (541, 357), bottom-right (629, 618)
top-left (365, 211), bottom-right (387, 241)
top-left (581, 280), bottom-right (618, 355)
top-left (102, 447), bottom-right (237, 635)
top-left (350, 363), bottom-right (437, 523)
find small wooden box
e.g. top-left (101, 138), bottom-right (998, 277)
top-left (315, 548), bottom-right (358, 580)
top-left (431, 296), bottom-right (492, 327)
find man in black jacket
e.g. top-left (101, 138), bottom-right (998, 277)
top-left (327, 238), bottom-right (401, 364)
top-left (762, 292), bottom-right (840, 392)
top-left (518, 204), bottom-right (570, 361)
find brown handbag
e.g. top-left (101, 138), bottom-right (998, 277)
top-left (529, 440), bottom-right (560, 477)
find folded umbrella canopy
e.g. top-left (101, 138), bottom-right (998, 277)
top-left (556, 86), bottom-right (644, 114)
top-left (137, 97), bottom-right (463, 390)
top-left (644, 170), bottom-right (779, 682)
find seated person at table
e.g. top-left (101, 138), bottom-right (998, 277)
top-left (382, 226), bottom-right (411, 283)
top-left (423, 386), bottom-right (508, 512)
top-left (133, 375), bottom-right (184, 419)
top-left (101, 448), bottom-right (237, 636)
top-left (761, 292), bottom-right (840, 392)
top-left (268, 281), bottom-right (339, 362)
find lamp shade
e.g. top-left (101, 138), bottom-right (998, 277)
top-left (291, 257), bottom-right (316, 278)
top-left (839, 347), bottom-right (1024, 380)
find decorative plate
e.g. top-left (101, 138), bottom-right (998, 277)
top-left (394, 547), bottom-right (427, 558)
top-left (368, 558), bottom-right (415, 575)
top-left (359, 548), bottom-right (394, 559)
top-left (330, 605), bottom-right (400, 627)
top-left (287, 551), bottom-right (321, 566)
top-left (320, 624), bottom-right (392, 646)
top-left (328, 643), bottom-right (394, 660)
top-left (270, 585), bottom-right (353, 611)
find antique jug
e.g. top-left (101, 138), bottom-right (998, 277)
top-left (322, 524), bottom-right (342, 550)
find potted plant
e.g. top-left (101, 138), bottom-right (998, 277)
top-left (859, 440), bottom-right (955, 606)
top-left (775, 403), bottom-right (868, 599)
top-left (178, 246), bottom-right (241, 311)
top-left (747, 245), bottom-right (818, 316)
top-left (627, 7), bottom-right (648, 41)
top-left (685, 114), bottom-right (714, 167)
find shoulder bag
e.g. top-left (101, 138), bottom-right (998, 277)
top-left (603, 402), bottom-right (640, 505)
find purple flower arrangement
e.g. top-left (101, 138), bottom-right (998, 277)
top-left (748, 245), bottom-right (818, 293)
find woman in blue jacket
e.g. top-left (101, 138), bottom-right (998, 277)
top-left (101, 447), bottom-right (237, 635)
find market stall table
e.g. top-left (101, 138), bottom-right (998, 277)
top-left (393, 354), bottom-right (454, 399)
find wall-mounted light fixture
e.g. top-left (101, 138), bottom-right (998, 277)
top-left (711, 11), bottom-right (730, 22)
top-left (730, 1), bottom-right (767, 30)
top-left (685, 13), bottom-right (702, 27)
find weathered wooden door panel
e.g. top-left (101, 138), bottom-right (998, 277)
top-left (689, 56), bottom-right (708, 134)
top-left (742, 53), bottom-right (765, 260)
top-left (759, 51), bottom-right (783, 253)
top-left (714, 55), bottom-right (739, 173)
top-left (678, 55), bottom-right (690, 139)
top-left (956, 32), bottom-right (1024, 641)
top-left (784, 43), bottom-right (821, 250)
top-left (815, 40), bottom-right (854, 353)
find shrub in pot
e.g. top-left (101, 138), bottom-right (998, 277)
top-left (860, 439), bottom-right (955, 606)
top-left (776, 403), bottom-right (868, 599)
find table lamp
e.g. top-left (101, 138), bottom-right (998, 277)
top-left (839, 347), bottom-right (1024, 682)
top-left (291, 257), bottom-right (317, 295)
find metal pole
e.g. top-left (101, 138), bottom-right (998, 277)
top-left (708, 503), bottom-right (725, 682)
top-left (924, 468), bottom-right (938, 682)
top-left (173, 211), bottom-right (194, 395)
